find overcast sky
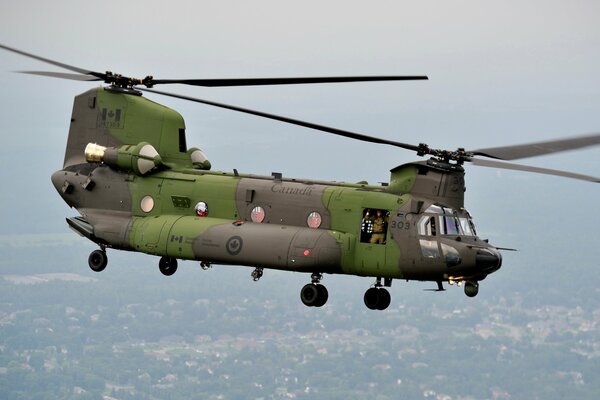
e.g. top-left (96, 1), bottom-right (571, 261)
top-left (0, 0), bottom-right (598, 264)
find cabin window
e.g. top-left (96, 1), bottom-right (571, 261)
top-left (195, 201), bottom-right (208, 217)
top-left (360, 208), bottom-right (389, 244)
top-left (140, 195), bottom-right (155, 213)
top-left (307, 211), bottom-right (322, 229)
top-left (251, 206), bottom-right (266, 223)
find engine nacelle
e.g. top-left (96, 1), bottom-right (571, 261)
top-left (85, 142), bottom-right (163, 176)
top-left (187, 147), bottom-right (211, 170)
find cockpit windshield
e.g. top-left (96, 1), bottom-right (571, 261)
top-left (418, 205), bottom-right (477, 237)
top-left (458, 216), bottom-right (476, 236)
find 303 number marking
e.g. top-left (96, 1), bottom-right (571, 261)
top-left (391, 221), bottom-right (410, 230)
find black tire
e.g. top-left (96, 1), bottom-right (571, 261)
top-left (300, 284), bottom-right (319, 307)
top-left (314, 284), bottom-right (329, 307)
top-left (377, 288), bottom-right (391, 310)
top-left (364, 287), bottom-right (391, 310)
top-left (364, 287), bottom-right (380, 310)
top-left (464, 281), bottom-right (479, 297)
top-left (159, 257), bottom-right (178, 276)
top-left (88, 250), bottom-right (108, 272)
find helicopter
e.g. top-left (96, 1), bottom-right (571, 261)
top-left (1, 44), bottom-right (599, 310)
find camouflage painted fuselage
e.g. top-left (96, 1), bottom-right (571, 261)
top-left (52, 87), bottom-right (501, 284)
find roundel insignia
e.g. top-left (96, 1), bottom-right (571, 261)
top-left (226, 236), bottom-right (243, 255)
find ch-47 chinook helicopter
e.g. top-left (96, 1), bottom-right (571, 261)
top-left (2, 44), bottom-right (599, 310)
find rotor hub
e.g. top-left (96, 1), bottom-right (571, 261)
top-left (418, 143), bottom-right (473, 165)
top-left (103, 71), bottom-right (154, 88)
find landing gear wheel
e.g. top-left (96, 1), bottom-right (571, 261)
top-left (88, 250), bottom-right (107, 272)
top-left (364, 287), bottom-right (379, 310)
top-left (200, 261), bottom-right (211, 270)
top-left (251, 267), bottom-right (264, 281)
top-left (364, 287), bottom-right (391, 310)
top-left (301, 284), bottom-right (318, 306)
top-left (376, 288), bottom-right (391, 310)
top-left (464, 281), bottom-right (479, 297)
top-left (315, 284), bottom-right (329, 307)
top-left (159, 257), bottom-right (178, 276)
top-left (300, 283), bottom-right (328, 307)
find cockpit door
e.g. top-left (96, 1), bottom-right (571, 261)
top-left (416, 214), bottom-right (442, 261)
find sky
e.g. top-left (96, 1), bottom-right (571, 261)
top-left (0, 0), bottom-right (599, 282)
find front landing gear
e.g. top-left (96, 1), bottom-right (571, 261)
top-left (159, 256), bottom-right (178, 276)
top-left (88, 249), bottom-right (107, 272)
top-left (300, 273), bottom-right (328, 307)
top-left (448, 279), bottom-right (480, 297)
top-left (464, 281), bottom-right (479, 297)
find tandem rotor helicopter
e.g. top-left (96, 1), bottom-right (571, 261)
top-left (2, 44), bottom-right (599, 310)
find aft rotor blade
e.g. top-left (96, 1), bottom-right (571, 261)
top-left (140, 87), bottom-right (423, 152)
top-left (470, 158), bottom-right (600, 183)
top-left (470, 132), bottom-right (600, 161)
top-left (18, 70), bottom-right (101, 81)
top-left (0, 43), bottom-right (103, 79)
top-left (151, 76), bottom-right (428, 87)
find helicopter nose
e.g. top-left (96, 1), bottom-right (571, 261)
top-left (475, 248), bottom-right (502, 272)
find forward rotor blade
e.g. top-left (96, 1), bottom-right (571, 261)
top-left (470, 158), bottom-right (600, 183)
top-left (0, 43), bottom-right (103, 78)
top-left (471, 132), bottom-right (600, 161)
top-left (140, 87), bottom-right (422, 152)
top-left (18, 70), bottom-right (101, 81)
top-left (151, 75), bottom-right (428, 87)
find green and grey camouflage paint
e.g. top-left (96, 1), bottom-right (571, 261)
top-left (52, 87), bottom-right (502, 305)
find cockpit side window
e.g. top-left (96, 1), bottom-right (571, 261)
top-left (416, 204), bottom-right (477, 259)
top-left (418, 205), bottom-right (477, 237)
top-left (459, 217), bottom-right (474, 236)
top-left (418, 216), bottom-right (437, 236)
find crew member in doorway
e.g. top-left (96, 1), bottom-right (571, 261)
top-left (369, 209), bottom-right (388, 244)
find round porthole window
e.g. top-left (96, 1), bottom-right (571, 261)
top-left (195, 201), bottom-right (209, 217)
top-left (250, 206), bottom-right (265, 223)
top-left (140, 195), bottom-right (154, 213)
top-left (307, 211), bottom-right (322, 229)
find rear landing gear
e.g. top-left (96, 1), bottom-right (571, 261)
top-left (300, 273), bottom-right (328, 307)
top-left (159, 256), bottom-right (178, 276)
top-left (364, 277), bottom-right (392, 310)
top-left (88, 249), bottom-right (107, 272)
top-left (301, 284), bottom-right (328, 307)
top-left (364, 287), bottom-right (391, 310)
